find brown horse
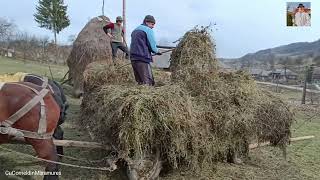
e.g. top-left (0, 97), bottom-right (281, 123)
top-left (0, 82), bottom-right (60, 180)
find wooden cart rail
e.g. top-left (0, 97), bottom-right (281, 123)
top-left (11, 135), bottom-right (315, 150)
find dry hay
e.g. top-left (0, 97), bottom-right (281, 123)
top-left (83, 61), bottom-right (135, 93)
top-left (66, 16), bottom-right (113, 96)
top-left (170, 26), bottom-right (217, 72)
top-left (79, 27), bottom-right (294, 176)
top-left (80, 70), bottom-right (293, 173)
top-left (254, 90), bottom-right (294, 147)
top-left (83, 61), bottom-right (172, 93)
top-left (80, 85), bottom-right (205, 170)
top-left (173, 69), bottom-right (259, 160)
top-left (153, 69), bottom-right (172, 86)
top-left (170, 27), bottom-right (293, 159)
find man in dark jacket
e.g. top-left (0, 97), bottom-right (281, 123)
top-left (103, 16), bottom-right (129, 60)
top-left (130, 15), bottom-right (162, 86)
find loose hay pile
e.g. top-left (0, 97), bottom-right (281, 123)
top-left (83, 61), bottom-right (172, 92)
top-left (183, 70), bottom-right (259, 160)
top-left (254, 90), bottom-right (294, 146)
top-left (80, 26), bottom-right (294, 175)
top-left (67, 16), bottom-right (113, 96)
top-left (81, 85), bottom-right (204, 169)
top-left (170, 26), bottom-right (217, 73)
top-left (83, 61), bottom-right (135, 93)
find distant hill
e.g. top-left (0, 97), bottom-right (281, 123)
top-left (221, 39), bottom-right (320, 69)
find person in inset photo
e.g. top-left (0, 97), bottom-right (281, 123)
top-left (294, 3), bottom-right (311, 26)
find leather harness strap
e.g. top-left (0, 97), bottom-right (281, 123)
top-left (24, 75), bottom-right (53, 94)
top-left (0, 82), bottom-right (53, 139)
top-left (0, 82), bottom-right (5, 90)
top-left (41, 77), bottom-right (49, 88)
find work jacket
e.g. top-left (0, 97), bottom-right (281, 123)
top-left (130, 24), bottom-right (159, 63)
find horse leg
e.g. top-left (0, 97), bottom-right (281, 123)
top-left (53, 126), bottom-right (64, 156)
top-left (26, 138), bottom-right (59, 180)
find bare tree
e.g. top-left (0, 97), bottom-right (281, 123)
top-left (14, 32), bottom-right (32, 61)
top-left (0, 17), bottom-right (14, 39)
top-left (39, 36), bottom-right (50, 61)
top-left (0, 17), bottom-right (16, 50)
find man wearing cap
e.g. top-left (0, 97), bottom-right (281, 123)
top-left (294, 4), bottom-right (311, 26)
top-left (103, 16), bottom-right (129, 60)
top-left (130, 15), bottom-right (162, 86)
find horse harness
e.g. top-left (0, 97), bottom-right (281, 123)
top-left (0, 77), bottom-right (54, 139)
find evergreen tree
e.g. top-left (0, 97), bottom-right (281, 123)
top-left (34, 0), bottom-right (70, 45)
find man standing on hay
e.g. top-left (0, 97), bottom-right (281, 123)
top-left (130, 15), bottom-right (162, 86)
top-left (103, 16), bottom-right (130, 60)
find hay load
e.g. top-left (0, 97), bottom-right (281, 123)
top-left (81, 85), bottom-right (205, 169)
top-left (67, 16), bottom-right (113, 97)
top-left (80, 27), bottom-right (294, 177)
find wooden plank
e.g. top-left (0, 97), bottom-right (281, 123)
top-left (10, 136), bottom-right (314, 150)
top-left (249, 136), bottom-right (315, 149)
top-left (11, 137), bottom-right (109, 150)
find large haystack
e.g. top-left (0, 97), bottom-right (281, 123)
top-left (67, 16), bottom-right (113, 97)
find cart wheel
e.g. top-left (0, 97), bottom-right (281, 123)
top-left (126, 150), bottom-right (162, 180)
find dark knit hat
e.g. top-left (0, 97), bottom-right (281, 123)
top-left (144, 15), bottom-right (156, 24)
top-left (297, 3), bottom-right (305, 8)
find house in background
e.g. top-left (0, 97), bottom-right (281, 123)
top-left (249, 69), bottom-right (263, 79)
top-left (269, 69), bottom-right (298, 80)
top-left (0, 48), bottom-right (15, 58)
top-left (248, 68), bottom-right (298, 82)
top-left (152, 50), bottom-right (171, 68)
top-left (312, 67), bottom-right (320, 83)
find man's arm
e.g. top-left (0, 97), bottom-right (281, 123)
top-left (103, 23), bottom-right (114, 38)
top-left (145, 28), bottom-right (159, 53)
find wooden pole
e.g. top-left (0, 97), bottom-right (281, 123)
top-left (302, 67), bottom-right (308, 104)
top-left (249, 135), bottom-right (315, 149)
top-left (122, 0), bottom-right (126, 41)
top-left (11, 137), bottom-right (110, 150)
top-left (10, 136), bottom-right (314, 151)
top-left (102, 0), bottom-right (105, 16)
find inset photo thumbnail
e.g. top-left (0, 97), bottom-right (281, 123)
top-left (287, 2), bottom-right (311, 27)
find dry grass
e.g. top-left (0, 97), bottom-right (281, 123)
top-left (79, 27), bottom-right (294, 176)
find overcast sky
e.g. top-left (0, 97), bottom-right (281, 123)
top-left (1, 0), bottom-right (320, 58)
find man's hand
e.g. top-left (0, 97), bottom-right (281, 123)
top-left (107, 33), bottom-right (114, 38)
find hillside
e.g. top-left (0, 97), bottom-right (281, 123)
top-left (222, 39), bottom-right (320, 69)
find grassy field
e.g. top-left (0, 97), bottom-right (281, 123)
top-left (0, 56), bottom-right (68, 81)
top-left (0, 57), bottom-right (319, 180)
